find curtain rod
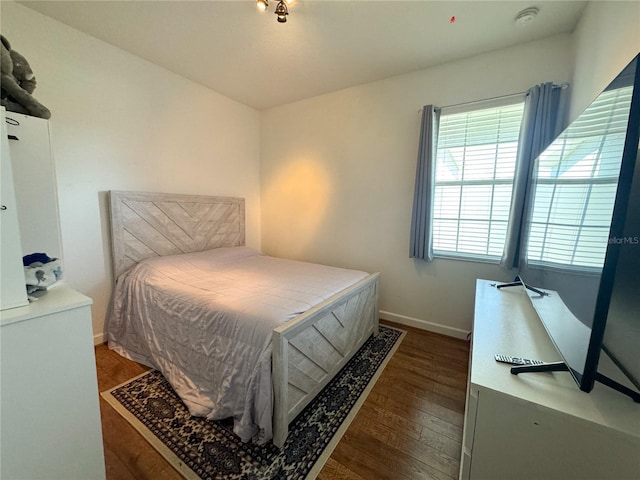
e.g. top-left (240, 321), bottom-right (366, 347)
top-left (419, 83), bottom-right (568, 113)
top-left (437, 91), bottom-right (524, 111)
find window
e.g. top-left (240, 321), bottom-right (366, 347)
top-left (526, 85), bottom-right (634, 270)
top-left (432, 99), bottom-right (525, 260)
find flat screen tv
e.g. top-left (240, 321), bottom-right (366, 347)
top-left (503, 54), bottom-right (640, 402)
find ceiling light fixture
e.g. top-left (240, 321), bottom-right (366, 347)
top-left (274, 1), bottom-right (289, 23)
top-left (257, 0), bottom-right (290, 23)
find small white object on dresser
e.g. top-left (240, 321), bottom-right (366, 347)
top-left (460, 279), bottom-right (640, 480)
top-left (0, 285), bottom-right (106, 479)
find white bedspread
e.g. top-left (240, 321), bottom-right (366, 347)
top-left (107, 246), bottom-right (367, 443)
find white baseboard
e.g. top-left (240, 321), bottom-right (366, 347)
top-left (379, 310), bottom-right (470, 340)
top-left (93, 314), bottom-right (470, 345)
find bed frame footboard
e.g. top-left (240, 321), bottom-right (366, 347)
top-left (271, 272), bottom-right (380, 448)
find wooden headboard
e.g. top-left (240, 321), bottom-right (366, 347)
top-left (109, 191), bottom-right (245, 279)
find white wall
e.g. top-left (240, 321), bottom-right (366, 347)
top-left (1, 3), bottom-right (261, 341)
top-left (260, 35), bottom-right (574, 337)
top-left (568, 1), bottom-right (640, 123)
top-left (4, 1), bottom-right (636, 342)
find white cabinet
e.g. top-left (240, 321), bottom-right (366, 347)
top-left (0, 286), bottom-right (106, 479)
top-left (1, 112), bottom-right (105, 478)
top-left (461, 280), bottom-right (640, 480)
top-left (0, 109), bottom-right (29, 310)
top-left (5, 112), bottom-right (63, 260)
top-left (1, 109), bottom-right (63, 310)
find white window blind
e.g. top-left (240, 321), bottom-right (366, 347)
top-left (433, 100), bottom-right (525, 259)
top-left (526, 85), bottom-right (634, 270)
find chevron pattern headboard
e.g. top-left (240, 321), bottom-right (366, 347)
top-left (109, 191), bottom-right (245, 280)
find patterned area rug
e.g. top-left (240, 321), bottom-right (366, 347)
top-left (102, 325), bottom-right (405, 480)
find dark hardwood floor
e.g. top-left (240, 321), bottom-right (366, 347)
top-left (95, 322), bottom-right (470, 479)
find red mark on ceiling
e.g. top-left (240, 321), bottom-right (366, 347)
top-left (450, 16), bottom-right (456, 23)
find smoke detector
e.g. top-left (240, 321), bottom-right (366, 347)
top-left (515, 7), bottom-right (539, 26)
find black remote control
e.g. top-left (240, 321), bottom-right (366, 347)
top-left (494, 354), bottom-right (545, 366)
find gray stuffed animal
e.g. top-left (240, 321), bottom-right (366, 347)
top-left (1, 35), bottom-right (51, 119)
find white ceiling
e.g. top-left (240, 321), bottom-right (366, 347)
top-left (20, 1), bottom-right (587, 110)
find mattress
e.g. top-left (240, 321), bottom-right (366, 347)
top-left (107, 246), bottom-right (368, 443)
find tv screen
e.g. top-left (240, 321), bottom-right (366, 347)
top-left (517, 54), bottom-right (640, 401)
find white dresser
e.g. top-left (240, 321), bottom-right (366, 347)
top-left (0, 286), bottom-right (106, 479)
top-left (1, 110), bottom-right (106, 478)
top-left (460, 279), bottom-right (640, 480)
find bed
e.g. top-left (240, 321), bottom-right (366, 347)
top-left (106, 191), bottom-right (379, 448)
